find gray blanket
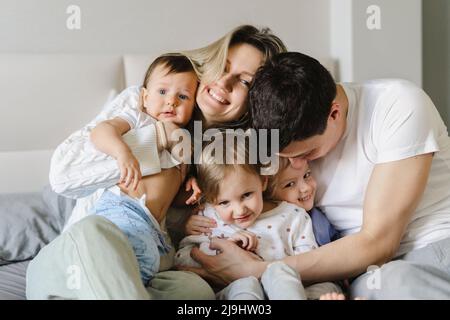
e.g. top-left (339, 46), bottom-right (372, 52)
top-left (0, 186), bottom-right (75, 300)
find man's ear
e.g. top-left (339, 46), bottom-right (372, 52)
top-left (328, 102), bottom-right (341, 122)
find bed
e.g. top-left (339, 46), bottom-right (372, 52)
top-left (0, 53), bottom-right (337, 300)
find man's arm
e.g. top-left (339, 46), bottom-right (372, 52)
top-left (187, 153), bottom-right (433, 285)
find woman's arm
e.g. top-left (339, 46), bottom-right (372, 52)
top-left (185, 154), bottom-right (433, 285)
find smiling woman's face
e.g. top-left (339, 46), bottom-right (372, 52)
top-left (196, 43), bottom-right (264, 125)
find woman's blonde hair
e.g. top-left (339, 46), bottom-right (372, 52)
top-left (196, 131), bottom-right (263, 204)
top-left (182, 25), bottom-right (287, 87)
top-left (181, 25), bottom-right (286, 129)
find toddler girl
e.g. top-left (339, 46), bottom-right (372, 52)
top-left (174, 132), bottom-right (341, 299)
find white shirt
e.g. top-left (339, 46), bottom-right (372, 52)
top-left (311, 79), bottom-right (450, 256)
top-left (49, 86), bottom-right (162, 198)
top-left (116, 106), bottom-right (180, 169)
top-left (177, 201), bottom-right (318, 262)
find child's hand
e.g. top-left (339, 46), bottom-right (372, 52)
top-left (185, 177), bottom-right (202, 205)
top-left (185, 214), bottom-right (217, 235)
top-left (156, 121), bottom-right (191, 163)
top-left (228, 230), bottom-right (258, 251)
top-left (117, 151), bottom-right (141, 190)
top-left (156, 121), bottom-right (176, 152)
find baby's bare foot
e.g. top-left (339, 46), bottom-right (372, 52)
top-left (319, 292), bottom-right (367, 300)
top-left (319, 292), bottom-right (346, 300)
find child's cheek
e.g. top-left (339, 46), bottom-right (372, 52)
top-left (310, 179), bottom-right (317, 195)
top-left (220, 210), bottom-right (234, 225)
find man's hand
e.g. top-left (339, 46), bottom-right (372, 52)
top-left (177, 238), bottom-right (267, 286)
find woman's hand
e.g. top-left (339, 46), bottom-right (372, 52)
top-left (117, 151), bottom-right (141, 190)
top-left (178, 238), bottom-right (268, 286)
top-left (185, 177), bottom-right (202, 205)
top-left (185, 214), bottom-right (217, 235)
top-left (229, 230), bottom-right (258, 251)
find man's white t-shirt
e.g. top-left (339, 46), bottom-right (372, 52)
top-left (311, 79), bottom-right (450, 257)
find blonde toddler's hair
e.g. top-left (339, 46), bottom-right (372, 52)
top-left (196, 131), bottom-right (263, 204)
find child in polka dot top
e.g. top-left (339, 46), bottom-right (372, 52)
top-left (174, 132), bottom-right (342, 300)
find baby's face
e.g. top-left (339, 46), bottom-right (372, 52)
top-left (272, 163), bottom-right (317, 211)
top-left (142, 65), bottom-right (198, 127)
top-left (213, 167), bottom-right (266, 229)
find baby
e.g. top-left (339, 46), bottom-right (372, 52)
top-left (174, 132), bottom-right (342, 299)
top-left (89, 54), bottom-right (198, 285)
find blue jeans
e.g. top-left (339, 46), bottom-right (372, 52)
top-left (92, 190), bottom-right (171, 286)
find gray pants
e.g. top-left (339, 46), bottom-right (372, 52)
top-left (216, 261), bottom-right (342, 300)
top-left (351, 236), bottom-right (450, 299)
top-left (26, 216), bottom-right (215, 300)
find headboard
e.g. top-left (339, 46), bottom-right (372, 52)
top-left (0, 54), bottom-right (337, 193)
top-left (0, 54), bottom-right (124, 193)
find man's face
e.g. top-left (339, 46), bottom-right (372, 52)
top-left (278, 124), bottom-right (340, 169)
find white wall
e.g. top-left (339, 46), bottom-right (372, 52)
top-left (331, 0), bottom-right (422, 86)
top-left (0, 0), bottom-right (432, 193)
top-left (1, 0), bottom-right (426, 84)
top-left (0, 0), bottom-right (330, 58)
top-left (0, 0), bottom-right (333, 193)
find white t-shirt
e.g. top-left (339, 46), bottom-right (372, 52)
top-left (61, 88), bottom-right (179, 229)
top-left (116, 106), bottom-right (180, 170)
top-left (50, 86), bottom-right (162, 198)
top-left (311, 79), bottom-right (450, 256)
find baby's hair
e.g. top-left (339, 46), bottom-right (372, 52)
top-left (263, 156), bottom-right (291, 200)
top-left (196, 131), bottom-right (263, 205)
top-left (142, 53), bottom-right (197, 88)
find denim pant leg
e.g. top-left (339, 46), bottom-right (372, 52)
top-left (121, 223), bottom-right (161, 285)
top-left (93, 191), bottom-right (170, 286)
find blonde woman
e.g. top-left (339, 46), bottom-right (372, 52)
top-left (26, 25), bottom-right (286, 300)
